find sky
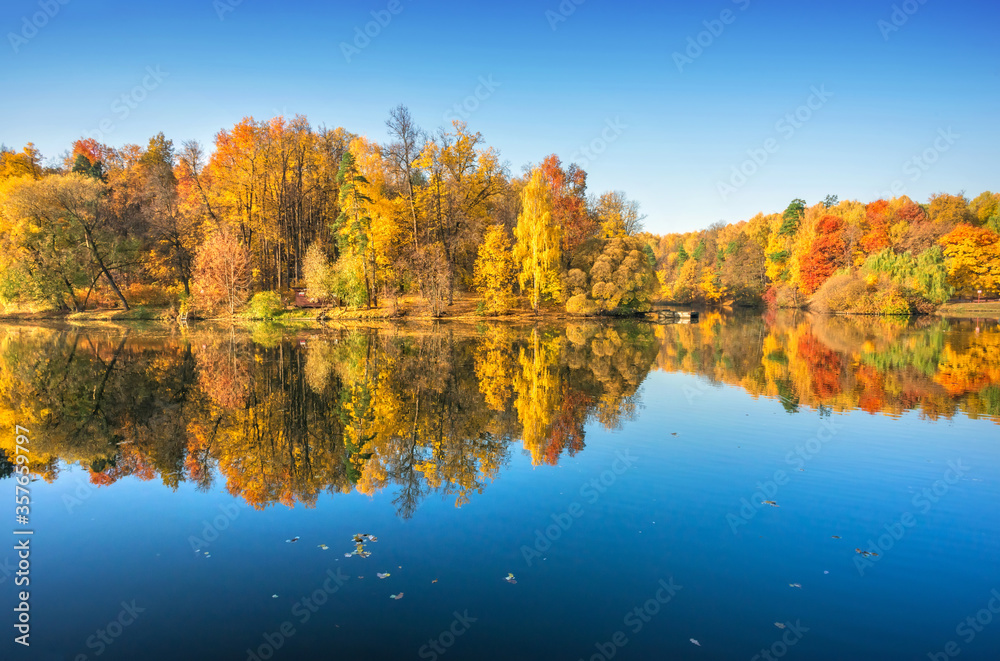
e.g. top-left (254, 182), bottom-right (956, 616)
top-left (1, 0), bottom-right (998, 234)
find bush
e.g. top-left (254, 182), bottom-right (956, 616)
top-left (566, 293), bottom-right (599, 316)
top-left (124, 282), bottom-right (174, 307)
top-left (246, 291), bottom-right (283, 320)
top-left (564, 237), bottom-right (656, 315)
top-left (810, 272), bottom-right (916, 316)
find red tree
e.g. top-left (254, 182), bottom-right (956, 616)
top-left (799, 215), bottom-right (847, 294)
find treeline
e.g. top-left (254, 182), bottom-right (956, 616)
top-left (652, 193), bottom-right (1000, 314)
top-left (0, 109), bottom-right (654, 317)
top-left (1, 112), bottom-right (997, 317)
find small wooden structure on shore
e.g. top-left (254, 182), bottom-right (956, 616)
top-left (645, 309), bottom-right (699, 324)
top-left (292, 288), bottom-right (325, 308)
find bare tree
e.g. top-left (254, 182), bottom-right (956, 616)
top-left (385, 104), bottom-right (426, 251)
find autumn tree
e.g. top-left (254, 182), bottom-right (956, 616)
top-left (514, 169), bottom-right (562, 312)
top-left (539, 154), bottom-right (594, 260)
top-left (940, 224), bottom-right (1000, 297)
top-left (473, 224), bottom-right (517, 314)
top-left (594, 190), bottom-right (645, 238)
top-left (800, 215), bottom-right (848, 294)
top-left (929, 193), bottom-right (974, 226)
top-left (385, 104), bottom-right (425, 250)
top-left (0, 174), bottom-right (134, 309)
top-left (193, 231), bottom-right (252, 314)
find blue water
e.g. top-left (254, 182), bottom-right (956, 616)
top-left (2, 319), bottom-right (999, 661)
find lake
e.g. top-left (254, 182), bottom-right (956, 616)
top-left (1, 312), bottom-right (999, 660)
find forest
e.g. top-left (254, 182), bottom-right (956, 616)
top-left (0, 108), bottom-right (998, 318)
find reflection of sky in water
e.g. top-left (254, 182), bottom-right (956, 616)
top-left (1, 317), bottom-right (999, 660)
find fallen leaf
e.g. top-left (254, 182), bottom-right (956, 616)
top-left (690, 639), bottom-right (701, 647)
top-left (789, 583), bottom-right (802, 588)
top-left (286, 537), bottom-right (300, 543)
top-left (762, 501), bottom-right (779, 507)
top-left (389, 593), bottom-right (404, 600)
top-left (774, 622), bottom-right (786, 629)
top-left (377, 572), bottom-right (390, 579)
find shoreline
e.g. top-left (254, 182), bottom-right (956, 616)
top-left (1, 300), bottom-right (996, 324)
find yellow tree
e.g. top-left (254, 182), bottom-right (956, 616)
top-left (473, 224), bottom-right (517, 314)
top-left (940, 225), bottom-right (1000, 296)
top-left (514, 169), bottom-right (562, 312)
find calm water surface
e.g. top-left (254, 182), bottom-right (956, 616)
top-left (1, 312), bottom-right (998, 661)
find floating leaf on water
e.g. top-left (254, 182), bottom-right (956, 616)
top-left (344, 553), bottom-right (353, 558)
top-left (318, 544), bottom-right (328, 550)
top-left (272, 594), bottom-right (278, 599)
top-left (789, 583), bottom-right (802, 588)
top-left (690, 639), bottom-right (701, 647)
top-left (831, 536), bottom-right (841, 539)
top-left (854, 548), bottom-right (879, 558)
top-left (377, 572), bottom-right (390, 579)
top-left (431, 579), bottom-right (438, 584)
top-left (774, 622), bottom-right (786, 629)
top-left (504, 572), bottom-right (517, 584)
top-left (762, 501), bottom-right (779, 507)
top-left (389, 593), bottom-right (404, 600)
top-left (286, 537), bottom-right (300, 543)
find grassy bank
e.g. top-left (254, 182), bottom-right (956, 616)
top-left (936, 301), bottom-right (1000, 319)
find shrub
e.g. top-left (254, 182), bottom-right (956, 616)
top-left (566, 293), bottom-right (599, 315)
top-left (810, 272), bottom-right (916, 315)
top-left (564, 236), bottom-right (656, 315)
top-left (246, 291), bottom-right (283, 320)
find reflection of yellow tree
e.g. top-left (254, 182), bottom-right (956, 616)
top-left (514, 329), bottom-right (563, 466)
top-left (474, 325), bottom-right (515, 412)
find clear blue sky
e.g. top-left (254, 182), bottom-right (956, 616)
top-left (2, 0), bottom-right (997, 233)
